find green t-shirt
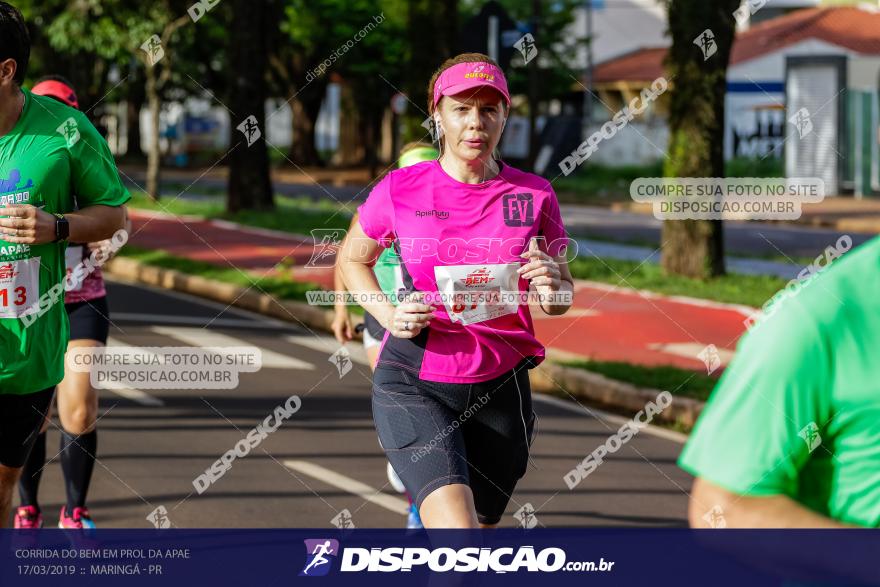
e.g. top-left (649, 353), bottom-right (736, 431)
top-left (0, 89), bottom-right (130, 395)
top-left (373, 247), bottom-right (403, 304)
top-left (678, 236), bottom-right (880, 527)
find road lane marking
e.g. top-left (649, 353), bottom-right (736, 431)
top-left (113, 312), bottom-right (289, 330)
top-left (532, 393), bottom-right (688, 444)
top-left (647, 342), bottom-right (735, 366)
top-left (283, 460), bottom-right (409, 515)
top-left (285, 335), bottom-right (370, 367)
top-left (100, 338), bottom-right (165, 406)
top-left (152, 326), bottom-right (315, 370)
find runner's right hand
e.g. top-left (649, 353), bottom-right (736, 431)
top-left (331, 308), bottom-right (353, 343)
top-left (387, 292), bottom-right (434, 339)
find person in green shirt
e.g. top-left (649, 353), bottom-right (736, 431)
top-left (0, 2), bottom-right (129, 528)
top-left (331, 141), bottom-right (439, 530)
top-left (679, 235), bottom-right (880, 528)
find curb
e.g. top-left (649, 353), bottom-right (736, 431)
top-left (606, 200), bottom-right (880, 233)
top-left (530, 359), bottom-right (703, 429)
top-left (105, 256), bottom-right (360, 335)
top-left (106, 255), bottom-right (702, 429)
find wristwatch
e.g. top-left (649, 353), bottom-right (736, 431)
top-left (53, 213), bottom-right (70, 242)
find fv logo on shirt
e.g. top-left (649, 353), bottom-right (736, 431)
top-left (503, 193), bottom-right (534, 226)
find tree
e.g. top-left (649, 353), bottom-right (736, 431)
top-left (457, 0), bottom-right (588, 169)
top-left (140, 12), bottom-right (191, 199)
top-left (226, 0), bottom-right (279, 212)
top-left (31, 0), bottom-right (196, 199)
top-left (405, 0), bottom-right (458, 129)
top-left (271, 0), bottom-right (407, 169)
top-left (661, 0), bottom-right (740, 278)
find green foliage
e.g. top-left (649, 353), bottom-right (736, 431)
top-left (119, 245), bottom-right (322, 303)
top-left (568, 254), bottom-right (787, 308)
top-left (560, 359), bottom-right (720, 402)
top-left (555, 162), bottom-right (665, 203)
top-left (127, 192), bottom-right (353, 235)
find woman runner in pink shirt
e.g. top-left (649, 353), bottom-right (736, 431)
top-left (340, 53), bottom-right (574, 528)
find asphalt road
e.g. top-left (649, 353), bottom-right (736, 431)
top-left (560, 205), bottom-right (875, 259)
top-left (130, 176), bottom-right (876, 260)
top-left (27, 278), bottom-right (693, 529)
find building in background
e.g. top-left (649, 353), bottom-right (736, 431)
top-left (583, 5), bottom-right (880, 197)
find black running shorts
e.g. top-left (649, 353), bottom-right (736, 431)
top-left (371, 359), bottom-right (537, 525)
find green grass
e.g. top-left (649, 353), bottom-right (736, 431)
top-left (554, 158), bottom-right (785, 205)
top-left (117, 245), bottom-right (322, 303)
top-left (571, 231), bottom-right (813, 266)
top-left (128, 191), bottom-right (353, 235)
top-left (569, 255), bottom-right (786, 308)
top-left (555, 162), bottom-right (664, 204)
top-left (560, 359), bottom-right (719, 402)
top-left (725, 156), bottom-right (784, 178)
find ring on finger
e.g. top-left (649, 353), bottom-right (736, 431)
top-left (404, 321), bottom-right (411, 331)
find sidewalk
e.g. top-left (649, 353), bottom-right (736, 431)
top-left (610, 197), bottom-right (880, 233)
top-left (119, 165), bottom-right (880, 232)
top-left (127, 209), bottom-right (750, 373)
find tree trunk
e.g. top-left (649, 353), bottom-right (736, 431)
top-left (227, 0), bottom-right (275, 213)
top-left (145, 65), bottom-right (161, 201)
top-left (660, 0), bottom-right (739, 278)
top-left (288, 86), bottom-right (325, 167)
top-left (526, 0), bottom-right (541, 171)
top-left (127, 97), bottom-right (146, 159)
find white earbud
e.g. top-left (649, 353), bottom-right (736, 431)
top-left (433, 116), bottom-right (444, 140)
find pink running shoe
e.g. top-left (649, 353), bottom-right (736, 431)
top-left (14, 506), bottom-right (43, 529)
top-left (58, 506), bottom-right (96, 530)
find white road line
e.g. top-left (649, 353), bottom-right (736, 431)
top-left (101, 338), bottom-right (165, 406)
top-left (576, 279), bottom-right (758, 317)
top-left (152, 326), bottom-right (315, 370)
top-left (105, 275), bottom-right (294, 328)
top-left (283, 460), bottom-right (409, 515)
top-left (113, 312), bottom-right (284, 329)
top-left (285, 335), bottom-right (370, 367)
top-left (532, 393), bottom-right (688, 444)
top-left (647, 342), bottom-right (735, 366)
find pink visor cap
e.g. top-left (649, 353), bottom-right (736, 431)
top-left (432, 62), bottom-right (510, 110)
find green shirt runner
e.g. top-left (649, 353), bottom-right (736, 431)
top-left (0, 89), bottom-right (130, 395)
top-left (370, 145), bottom-right (438, 305)
top-left (678, 236), bottom-right (880, 527)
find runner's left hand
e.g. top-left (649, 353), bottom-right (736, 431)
top-left (87, 239), bottom-right (117, 262)
top-left (0, 204), bottom-right (58, 244)
top-left (518, 248), bottom-right (562, 292)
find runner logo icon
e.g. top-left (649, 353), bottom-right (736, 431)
top-left (300, 539), bottom-right (340, 577)
top-left (502, 193), bottom-right (534, 226)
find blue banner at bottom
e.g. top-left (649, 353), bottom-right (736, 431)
top-left (1, 529), bottom-right (877, 586)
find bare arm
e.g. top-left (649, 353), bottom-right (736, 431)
top-left (518, 239), bottom-right (574, 315)
top-left (689, 477), bottom-right (852, 528)
top-left (338, 221), bottom-right (433, 339)
top-left (330, 215), bottom-right (358, 343)
top-left (0, 203), bottom-right (125, 245)
top-left (338, 221), bottom-right (395, 330)
top-left (67, 205), bottom-right (127, 243)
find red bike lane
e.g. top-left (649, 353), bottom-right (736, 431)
top-left (128, 209), bottom-right (751, 372)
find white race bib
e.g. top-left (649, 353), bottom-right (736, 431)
top-left (434, 263), bottom-right (520, 326)
top-left (65, 245), bottom-right (85, 292)
top-left (0, 257), bottom-right (41, 319)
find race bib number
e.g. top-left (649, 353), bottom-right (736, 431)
top-left (434, 263), bottom-right (520, 326)
top-left (0, 257), bottom-right (40, 319)
top-left (65, 245), bottom-right (84, 292)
